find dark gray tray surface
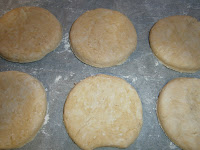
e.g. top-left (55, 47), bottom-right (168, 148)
top-left (0, 0), bottom-right (200, 150)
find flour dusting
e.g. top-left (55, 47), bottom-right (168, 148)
top-left (41, 113), bottom-right (50, 136)
top-left (41, 129), bottom-right (50, 136)
top-left (169, 142), bottom-right (177, 149)
top-left (58, 32), bottom-right (71, 53)
top-left (144, 76), bottom-right (149, 81)
top-left (55, 75), bottom-right (62, 83)
top-left (132, 77), bottom-right (137, 83)
top-left (64, 76), bottom-right (68, 80)
top-left (32, 71), bottom-right (37, 75)
top-left (70, 72), bottom-right (75, 77)
top-left (43, 114), bottom-right (49, 126)
top-left (63, 33), bottom-right (71, 52)
top-left (123, 75), bottom-right (131, 79)
top-left (155, 61), bottom-right (159, 66)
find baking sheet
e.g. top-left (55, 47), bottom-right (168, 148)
top-left (0, 0), bottom-right (200, 150)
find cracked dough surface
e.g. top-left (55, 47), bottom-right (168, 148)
top-left (0, 71), bottom-right (47, 149)
top-left (157, 78), bottom-right (200, 150)
top-left (63, 74), bottom-right (143, 150)
top-left (70, 8), bottom-right (137, 68)
top-left (150, 15), bottom-right (200, 73)
top-left (0, 6), bottom-right (62, 63)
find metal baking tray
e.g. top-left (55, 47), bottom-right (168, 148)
top-left (0, 0), bottom-right (199, 149)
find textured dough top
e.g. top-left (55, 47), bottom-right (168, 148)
top-left (157, 78), bottom-right (200, 150)
top-left (70, 8), bottom-right (137, 68)
top-left (0, 6), bottom-right (62, 63)
top-left (0, 71), bottom-right (47, 149)
top-left (63, 74), bottom-right (143, 150)
top-left (150, 15), bottom-right (200, 73)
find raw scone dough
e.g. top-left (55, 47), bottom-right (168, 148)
top-left (63, 74), bottom-right (143, 150)
top-left (70, 8), bottom-right (137, 68)
top-left (0, 71), bottom-right (47, 149)
top-left (149, 15), bottom-right (200, 73)
top-left (157, 78), bottom-right (200, 150)
top-left (0, 6), bottom-right (62, 63)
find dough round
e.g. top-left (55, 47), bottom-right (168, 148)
top-left (157, 78), bottom-right (200, 150)
top-left (0, 71), bottom-right (47, 149)
top-left (149, 15), bottom-right (200, 73)
top-left (0, 6), bottom-right (62, 63)
top-left (70, 8), bottom-right (137, 68)
top-left (63, 74), bottom-right (143, 150)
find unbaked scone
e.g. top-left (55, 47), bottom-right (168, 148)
top-left (63, 74), bottom-right (143, 150)
top-left (0, 71), bottom-right (47, 149)
top-left (70, 8), bottom-right (137, 68)
top-left (0, 6), bottom-right (62, 63)
top-left (149, 15), bottom-right (200, 73)
top-left (157, 78), bottom-right (200, 150)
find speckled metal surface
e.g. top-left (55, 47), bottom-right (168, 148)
top-left (0, 0), bottom-right (200, 150)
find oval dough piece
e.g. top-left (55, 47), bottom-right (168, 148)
top-left (63, 74), bottom-right (143, 150)
top-left (0, 71), bottom-right (47, 149)
top-left (149, 15), bottom-right (200, 73)
top-left (0, 6), bottom-right (62, 63)
top-left (157, 78), bottom-right (200, 150)
top-left (70, 8), bottom-right (137, 68)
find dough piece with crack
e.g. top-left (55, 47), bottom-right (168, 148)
top-left (63, 74), bottom-right (143, 150)
top-left (0, 6), bottom-right (62, 63)
top-left (157, 77), bottom-right (200, 150)
top-left (70, 8), bottom-right (137, 68)
top-left (149, 15), bottom-right (200, 73)
top-left (0, 71), bottom-right (47, 149)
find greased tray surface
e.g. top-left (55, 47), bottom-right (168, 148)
top-left (0, 0), bottom-right (200, 150)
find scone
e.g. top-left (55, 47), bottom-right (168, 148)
top-left (63, 74), bottom-right (143, 150)
top-left (0, 71), bottom-right (47, 149)
top-left (0, 6), bottom-right (62, 63)
top-left (149, 15), bottom-right (200, 73)
top-left (70, 8), bottom-right (137, 68)
top-left (157, 77), bottom-right (200, 150)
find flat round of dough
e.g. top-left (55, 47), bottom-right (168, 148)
top-left (0, 6), bottom-right (62, 63)
top-left (149, 15), bottom-right (200, 73)
top-left (157, 78), bottom-right (200, 150)
top-left (70, 8), bottom-right (137, 68)
top-left (63, 74), bottom-right (143, 150)
top-left (0, 71), bottom-right (47, 149)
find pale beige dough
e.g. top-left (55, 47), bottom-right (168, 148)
top-left (70, 8), bottom-right (137, 68)
top-left (157, 78), bottom-right (200, 150)
top-left (0, 71), bottom-right (47, 149)
top-left (63, 74), bottom-right (143, 150)
top-left (0, 6), bottom-right (62, 63)
top-left (149, 15), bottom-right (200, 73)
